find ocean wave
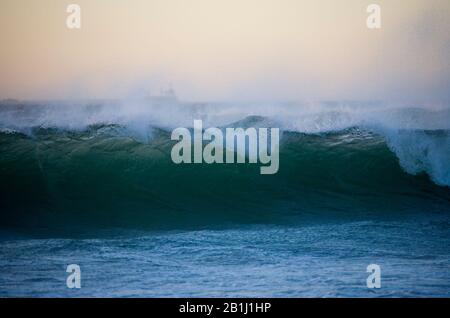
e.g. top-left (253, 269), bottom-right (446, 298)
top-left (1, 118), bottom-right (449, 231)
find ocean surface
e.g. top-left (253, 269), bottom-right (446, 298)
top-left (0, 100), bottom-right (449, 297)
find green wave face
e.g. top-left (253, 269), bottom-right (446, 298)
top-left (1, 125), bottom-right (449, 234)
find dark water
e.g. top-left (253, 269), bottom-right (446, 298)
top-left (0, 105), bottom-right (449, 297)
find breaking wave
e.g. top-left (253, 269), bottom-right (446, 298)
top-left (0, 100), bottom-right (449, 232)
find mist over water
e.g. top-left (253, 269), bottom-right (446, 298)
top-left (1, 0), bottom-right (450, 298)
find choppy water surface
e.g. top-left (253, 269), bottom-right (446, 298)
top-left (1, 219), bottom-right (450, 297)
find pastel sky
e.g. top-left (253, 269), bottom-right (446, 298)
top-left (0, 0), bottom-right (449, 101)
